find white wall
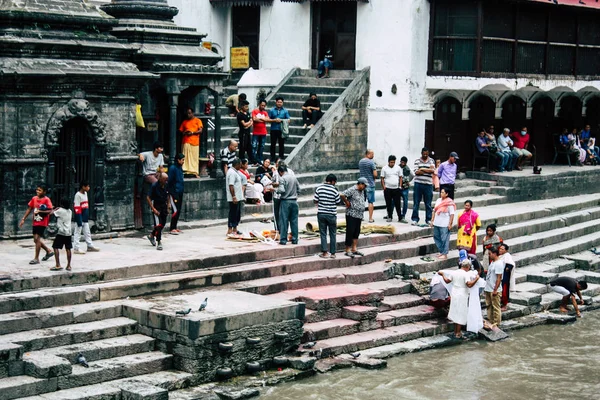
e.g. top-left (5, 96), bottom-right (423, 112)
top-left (259, 2), bottom-right (311, 70)
top-left (169, 0), bottom-right (231, 70)
top-left (356, 0), bottom-right (431, 165)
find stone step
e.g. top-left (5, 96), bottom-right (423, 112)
top-left (18, 370), bottom-right (195, 400)
top-left (297, 69), bottom-right (361, 79)
top-left (302, 318), bottom-right (360, 342)
top-left (23, 334), bottom-right (156, 379)
top-left (0, 375), bottom-right (58, 400)
top-left (231, 262), bottom-right (395, 295)
top-left (341, 305), bottom-right (379, 321)
top-left (515, 282), bottom-right (549, 294)
top-left (378, 294), bottom-right (426, 312)
top-left (0, 317), bottom-right (138, 352)
top-left (286, 76), bottom-right (355, 86)
top-left (558, 268), bottom-right (600, 284)
top-left (277, 92), bottom-right (340, 102)
top-left (376, 305), bottom-right (443, 327)
top-left (0, 301), bottom-right (123, 336)
top-left (298, 320), bottom-right (452, 357)
top-left (280, 85), bottom-right (346, 95)
top-left (270, 284), bottom-right (384, 311)
top-left (56, 351), bottom-right (173, 391)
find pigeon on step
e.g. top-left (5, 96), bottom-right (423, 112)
top-left (176, 308), bottom-right (192, 316)
top-left (350, 352), bottom-right (361, 359)
top-left (77, 353), bottom-right (89, 368)
top-left (302, 341), bottom-right (316, 349)
top-left (199, 298), bottom-right (208, 311)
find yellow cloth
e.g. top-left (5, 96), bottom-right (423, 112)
top-left (456, 211), bottom-right (481, 251)
top-left (182, 143), bottom-right (199, 175)
top-left (135, 104), bottom-right (145, 128)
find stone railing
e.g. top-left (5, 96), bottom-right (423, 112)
top-left (286, 67), bottom-right (371, 172)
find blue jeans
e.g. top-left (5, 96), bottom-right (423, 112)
top-left (400, 188), bottom-right (409, 219)
top-left (503, 150), bottom-right (519, 171)
top-left (318, 213), bottom-right (337, 254)
top-left (411, 183), bottom-right (433, 224)
top-left (433, 226), bottom-right (450, 255)
top-left (495, 151), bottom-right (509, 171)
top-left (251, 135), bottom-right (266, 163)
top-left (279, 199), bottom-right (299, 244)
top-left (366, 186), bottom-right (375, 204)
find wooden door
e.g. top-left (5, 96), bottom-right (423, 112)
top-left (433, 97), bottom-right (462, 161)
top-left (232, 6), bottom-right (260, 69)
top-left (531, 97), bottom-right (555, 165)
top-left (312, 2), bottom-right (357, 70)
top-left (52, 118), bottom-right (95, 216)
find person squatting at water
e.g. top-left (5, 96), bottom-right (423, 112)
top-left (549, 276), bottom-right (587, 318)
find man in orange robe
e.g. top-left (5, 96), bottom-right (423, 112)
top-left (179, 107), bottom-right (203, 177)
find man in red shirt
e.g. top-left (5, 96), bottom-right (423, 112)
top-left (511, 126), bottom-right (532, 171)
top-left (19, 184), bottom-right (54, 264)
top-left (251, 99), bottom-right (279, 166)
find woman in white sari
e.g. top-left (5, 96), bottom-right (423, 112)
top-left (466, 259), bottom-right (486, 333)
top-left (438, 260), bottom-right (480, 339)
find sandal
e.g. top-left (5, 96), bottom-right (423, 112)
top-left (344, 252), bottom-right (355, 258)
top-left (49, 266), bottom-right (63, 271)
top-left (29, 259), bottom-right (40, 265)
top-left (353, 251), bottom-right (365, 257)
top-left (318, 253), bottom-right (329, 258)
top-left (42, 252), bottom-right (54, 261)
top-left (66, 266), bottom-right (72, 271)
top-left (421, 256), bottom-right (435, 262)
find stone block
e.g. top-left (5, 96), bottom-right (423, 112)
top-left (341, 306), bottom-right (379, 321)
top-left (287, 356), bottom-right (316, 371)
top-left (478, 327), bottom-right (509, 342)
top-left (120, 382), bottom-right (168, 400)
top-left (24, 353), bottom-right (72, 378)
top-left (213, 388), bottom-right (260, 400)
top-left (314, 357), bottom-right (353, 373)
top-left (510, 292), bottom-right (542, 306)
top-left (0, 342), bottom-right (23, 362)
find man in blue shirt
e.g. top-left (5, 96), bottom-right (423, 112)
top-left (437, 152), bottom-right (458, 199)
top-left (580, 124), bottom-right (599, 156)
top-left (168, 153), bottom-right (185, 234)
top-left (268, 97), bottom-right (290, 162)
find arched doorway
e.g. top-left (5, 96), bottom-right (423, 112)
top-left (433, 97), bottom-right (463, 161)
top-left (585, 97), bottom-right (600, 135)
top-left (531, 97), bottom-right (555, 165)
top-left (502, 96), bottom-right (527, 133)
top-left (469, 95), bottom-right (495, 136)
top-left (558, 96), bottom-right (583, 131)
top-left (52, 118), bottom-right (96, 215)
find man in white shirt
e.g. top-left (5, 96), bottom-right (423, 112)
top-left (381, 155), bottom-right (403, 223)
top-left (138, 141), bottom-right (164, 184)
top-left (497, 128), bottom-right (519, 172)
top-left (226, 158), bottom-right (244, 236)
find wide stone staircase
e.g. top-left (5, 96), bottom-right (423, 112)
top-left (1, 171), bottom-right (600, 398)
top-left (217, 69), bottom-right (359, 161)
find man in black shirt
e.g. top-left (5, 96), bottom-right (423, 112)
top-left (549, 277), bottom-right (587, 317)
top-left (146, 173), bottom-right (170, 251)
top-left (301, 93), bottom-right (322, 129)
top-left (236, 100), bottom-right (253, 162)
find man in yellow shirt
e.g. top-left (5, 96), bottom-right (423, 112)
top-left (179, 107), bottom-right (203, 177)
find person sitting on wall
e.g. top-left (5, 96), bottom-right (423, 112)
top-left (317, 49), bottom-right (333, 79)
top-left (301, 93), bottom-right (322, 129)
top-left (225, 93), bottom-right (247, 117)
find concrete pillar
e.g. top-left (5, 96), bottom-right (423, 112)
top-left (168, 94), bottom-right (178, 164)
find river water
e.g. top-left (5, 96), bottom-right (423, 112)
top-left (261, 312), bottom-right (600, 400)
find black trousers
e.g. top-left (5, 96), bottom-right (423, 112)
top-left (238, 132), bottom-right (252, 162)
top-left (270, 130), bottom-right (285, 161)
top-left (439, 183), bottom-right (455, 199)
top-left (302, 109), bottom-right (322, 125)
top-left (345, 215), bottom-right (362, 247)
top-left (152, 209), bottom-right (168, 242)
top-left (383, 188), bottom-right (402, 219)
top-left (169, 192), bottom-right (183, 231)
top-left (228, 202), bottom-right (241, 228)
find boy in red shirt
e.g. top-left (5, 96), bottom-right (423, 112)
top-left (251, 99), bottom-right (279, 166)
top-left (511, 126), bottom-right (533, 171)
top-left (19, 184), bottom-right (54, 264)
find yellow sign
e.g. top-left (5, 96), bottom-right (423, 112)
top-left (202, 41), bottom-right (212, 51)
top-left (230, 47), bottom-right (250, 70)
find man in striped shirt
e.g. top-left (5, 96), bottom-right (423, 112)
top-left (411, 147), bottom-right (435, 226)
top-left (314, 174), bottom-right (341, 258)
top-left (220, 140), bottom-right (238, 175)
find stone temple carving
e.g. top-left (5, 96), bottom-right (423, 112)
top-left (46, 99), bottom-right (107, 147)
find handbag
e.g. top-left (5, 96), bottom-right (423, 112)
top-left (281, 119), bottom-right (290, 139)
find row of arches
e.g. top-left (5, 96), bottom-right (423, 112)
top-left (429, 93), bottom-right (600, 166)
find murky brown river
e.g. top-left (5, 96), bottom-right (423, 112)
top-left (261, 312), bottom-right (600, 400)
